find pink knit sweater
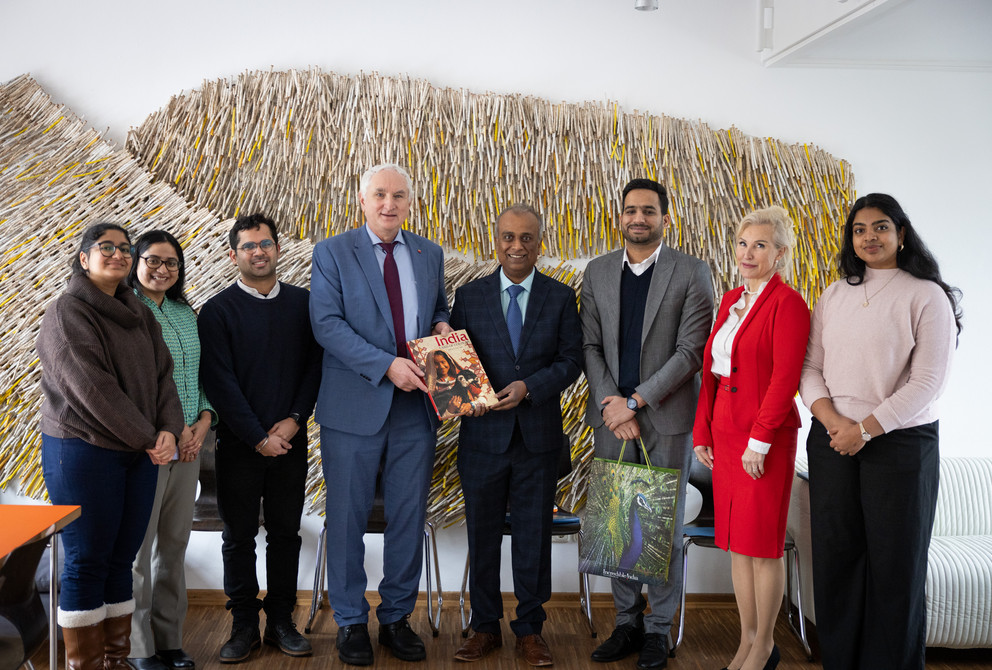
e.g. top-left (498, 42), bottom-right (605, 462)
top-left (800, 267), bottom-right (955, 433)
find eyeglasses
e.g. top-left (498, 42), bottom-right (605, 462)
top-left (141, 255), bottom-right (182, 271)
top-left (89, 242), bottom-right (132, 258)
top-left (236, 240), bottom-right (276, 253)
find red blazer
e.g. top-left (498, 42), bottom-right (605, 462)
top-left (693, 273), bottom-right (810, 447)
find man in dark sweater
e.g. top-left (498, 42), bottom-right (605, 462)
top-left (199, 214), bottom-right (322, 664)
top-left (581, 180), bottom-right (713, 670)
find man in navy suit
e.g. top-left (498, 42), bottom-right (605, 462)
top-left (309, 164), bottom-right (451, 666)
top-left (449, 205), bottom-right (582, 666)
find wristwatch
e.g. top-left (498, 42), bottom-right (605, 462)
top-left (627, 396), bottom-right (639, 412)
top-left (289, 412), bottom-right (302, 425)
top-left (858, 422), bottom-right (872, 442)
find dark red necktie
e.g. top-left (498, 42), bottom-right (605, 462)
top-left (379, 242), bottom-right (406, 357)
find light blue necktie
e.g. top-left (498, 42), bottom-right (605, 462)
top-left (506, 284), bottom-right (524, 355)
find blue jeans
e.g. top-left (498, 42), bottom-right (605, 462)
top-left (42, 434), bottom-right (158, 612)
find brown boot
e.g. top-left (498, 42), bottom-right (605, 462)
top-left (103, 613), bottom-right (134, 670)
top-left (63, 622), bottom-right (106, 670)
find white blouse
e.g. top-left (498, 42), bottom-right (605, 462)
top-left (709, 281), bottom-right (772, 455)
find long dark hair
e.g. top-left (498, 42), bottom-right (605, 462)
top-left (126, 230), bottom-right (191, 307)
top-left (839, 193), bottom-right (962, 337)
top-left (70, 223), bottom-right (131, 283)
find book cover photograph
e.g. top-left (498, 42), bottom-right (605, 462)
top-left (407, 330), bottom-right (500, 420)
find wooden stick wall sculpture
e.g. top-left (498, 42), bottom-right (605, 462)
top-left (127, 68), bottom-right (853, 302)
top-left (1, 70), bottom-right (853, 527)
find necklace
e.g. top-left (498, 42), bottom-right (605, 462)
top-left (862, 271), bottom-right (899, 307)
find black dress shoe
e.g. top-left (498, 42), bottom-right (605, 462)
top-left (156, 649), bottom-right (194, 669)
top-left (263, 621), bottom-right (313, 657)
top-left (378, 618), bottom-right (426, 662)
top-left (218, 626), bottom-right (260, 664)
top-left (127, 657), bottom-right (168, 670)
top-left (337, 624), bottom-right (374, 666)
top-left (591, 624), bottom-right (644, 662)
top-left (636, 633), bottom-right (669, 669)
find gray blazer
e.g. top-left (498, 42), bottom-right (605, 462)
top-left (581, 244), bottom-right (713, 436)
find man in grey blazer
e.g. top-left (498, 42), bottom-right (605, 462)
top-left (310, 164), bottom-right (451, 666)
top-left (581, 178), bottom-right (713, 669)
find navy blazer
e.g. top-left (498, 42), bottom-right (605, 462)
top-left (310, 226), bottom-right (449, 436)
top-left (450, 268), bottom-right (583, 454)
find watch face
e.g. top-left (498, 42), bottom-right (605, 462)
top-left (627, 397), bottom-right (638, 411)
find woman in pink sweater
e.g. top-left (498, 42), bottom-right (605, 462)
top-left (800, 193), bottom-right (962, 670)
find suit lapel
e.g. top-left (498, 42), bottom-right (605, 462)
top-left (642, 245), bottom-right (675, 346)
top-left (405, 232), bottom-right (432, 334)
top-left (354, 230), bottom-right (395, 338)
top-left (518, 271), bottom-right (551, 356)
top-left (482, 271), bottom-right (516, 359)
top-left (599, 253), bottom-right (624, 363)
top-left (731, 274), bottom-right (781, 356)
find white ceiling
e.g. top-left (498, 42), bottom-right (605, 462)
top-left (760, 0), bottom-right (992, 70)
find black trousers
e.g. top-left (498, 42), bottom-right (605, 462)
top-left (807, 418), bottom-right (939, 670)
top-left (216, 434), bottom-right (307, 628)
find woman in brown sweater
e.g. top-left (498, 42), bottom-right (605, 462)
top-left (37, 223), bottom-right (185, 670)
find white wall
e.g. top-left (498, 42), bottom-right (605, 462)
top-left (2, 0), bottom-right (988, 597)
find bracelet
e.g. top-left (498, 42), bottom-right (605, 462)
top-left (255, 437), bottom-right (268, 454)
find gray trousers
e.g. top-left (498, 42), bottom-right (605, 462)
top-left (594, 422), bottom-right (693, 635)
top-left (129, 437), bottom-right (204, 656)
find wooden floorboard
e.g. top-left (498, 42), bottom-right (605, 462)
top-left (32, 592), bottom-right (992, 669)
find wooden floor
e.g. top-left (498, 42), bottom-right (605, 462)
top-left (32, 593), bottom-right (992, 669)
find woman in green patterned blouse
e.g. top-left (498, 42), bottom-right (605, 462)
top-left (126, 230), bottom-right (215, 670)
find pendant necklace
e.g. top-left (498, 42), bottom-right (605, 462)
top-left (862, 272), bottom-right (899, 307)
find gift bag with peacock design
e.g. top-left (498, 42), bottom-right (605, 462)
top-left (578, 439), bottom-right (681, 585)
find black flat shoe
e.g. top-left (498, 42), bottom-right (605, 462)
top-left (127, 657), bottom-right (167, 670)
top-left (156, 649), bottom-right (194, 669)
top-left (337, 624), bottom-right (373, 666)
top-left (379, 618), bottom-right (425, 662)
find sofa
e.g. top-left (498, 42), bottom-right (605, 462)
top-left (787, 455), bottom-right (992, 648)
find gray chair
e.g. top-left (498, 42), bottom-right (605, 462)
top-left (672, 461), bottom-right (812, 660)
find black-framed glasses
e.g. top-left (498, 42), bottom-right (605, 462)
top-left (89, 242), bottom-right (132, 258)
top-left (141, 255), bottom-right (182, 271)
top-left (237, 240), bottom-right (276, 253)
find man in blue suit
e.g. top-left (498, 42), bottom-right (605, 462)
top-left (450, 205), bottom-right (582, 666)
top-left (309, 164), bottom-right (451, 666)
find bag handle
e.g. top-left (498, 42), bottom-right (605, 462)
top-left (616, 437), bottom-right (653, 469)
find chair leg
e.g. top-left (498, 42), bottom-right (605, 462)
top-left (459, 552), bottom-right (471, 637)
top-left (673, 536), bottom-right (692, 653)
top-left (423, 521), bottom-right (442, 637)
top-left (579, 570), bottom-right (596, 638)
top-left (785, 545), bottom-right (813, 661)
top-left (304, 524), bottom-right (327, 634)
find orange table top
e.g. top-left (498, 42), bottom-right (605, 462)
top-left (0, 504), bottom-right (81, 558)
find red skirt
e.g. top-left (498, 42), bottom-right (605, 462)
top-left (710, 385), bottom-right (797, 558)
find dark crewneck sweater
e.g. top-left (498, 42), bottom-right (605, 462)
top-left (198, 282), bottom-right (322, 450)
top-left (618, 263), bottom-right (654, 397)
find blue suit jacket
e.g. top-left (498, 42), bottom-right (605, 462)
top-left (450, 268), bottom-right (583, 454)
top-left (310, 226), bottom-right (449, 435)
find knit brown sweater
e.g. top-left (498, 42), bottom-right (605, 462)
top-left (37, 274), bottom-right (185, 451)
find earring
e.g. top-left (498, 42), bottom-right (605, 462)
top-left (899, 244), bottom-right (904, 251)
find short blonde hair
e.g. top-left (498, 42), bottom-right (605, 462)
top-left (735, 205), bottom-right (796, 280)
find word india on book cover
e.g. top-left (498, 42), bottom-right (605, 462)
top-left (407, 329), bottom-right (500, 420)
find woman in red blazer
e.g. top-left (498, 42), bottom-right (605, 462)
top-left (693, 206), bottom-right (810, 670)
